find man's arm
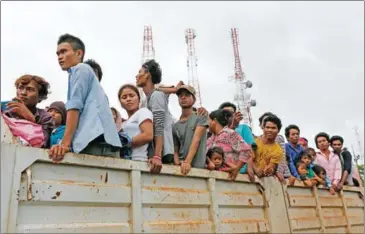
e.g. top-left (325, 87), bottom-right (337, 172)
top-left (333, 156), bottom-right (343, 186)
top-left (287, 147), bottom-right (300, 178)
top-left (173, 130), bottom-right (181, 165)
top-left (339, 151), bottom-right (352, 185)
top-left (184, 125), bottom-right (207, 164)
top-left (49, 65), bottom-right (91, 160)
top-left (39, 112), bottom-right (54, 148)
top-left (184, 116), bottom-right (208, 165)
top-left (149, 92), bottom-right (166, 158)
top-left (62, 110), bottom-right (79, 148)
top-left (62, 65), bottom-right (92, 148)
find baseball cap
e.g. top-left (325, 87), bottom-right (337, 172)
top-left (176, 85), bottom-right (196, 98)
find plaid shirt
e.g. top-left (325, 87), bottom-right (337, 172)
top-left (207, 126), bottom-right (251, 165)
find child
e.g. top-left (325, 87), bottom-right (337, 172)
top-left (296, 161), bottom-right (313, 187)
top-left (306, 147), bottom-right (316, 161)
top-left (206, 147), bottom-right (235, 171)
top-left (47, 101), bottom-right (66, 147)
top-left (312, 165), bottom-right (336, 195)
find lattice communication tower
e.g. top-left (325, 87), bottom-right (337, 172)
top-left (229, 28), bottom-right (256, 128)
top-left (185, 28), bottom-right (202, 108)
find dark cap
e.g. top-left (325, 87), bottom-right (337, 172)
top-left (48, 101), bottom-right (66, 125)
top-left (176, 85), bottom-right (196, 98)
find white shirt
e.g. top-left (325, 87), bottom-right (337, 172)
top-left (122, 108), bottom-right (153, 161)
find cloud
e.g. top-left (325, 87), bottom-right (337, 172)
top-left (1, 1), bottom-right (363, 156)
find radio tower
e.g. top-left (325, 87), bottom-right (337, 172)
top-left (139, 25), bottom-right (155, 107)
top-left (185, 28), bottom-right (202, 108)
top-left (229, 28), bottom-right (256, 128)
top-left (141, 25), bottom-right (155, 64)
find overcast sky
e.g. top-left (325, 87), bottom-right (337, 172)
top-left (1, 1), bottom-right (364, 158)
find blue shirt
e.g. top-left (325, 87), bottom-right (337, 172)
top-left (50, 125), bottom-right (66, 147)
top-left (285, 143), bottom-right (303, 178)
top-left (66, 63), bottom-right (121, 153)
top-left (235, 124), bottom-right (255, 145)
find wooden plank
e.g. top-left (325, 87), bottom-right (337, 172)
top-left (207, 178), bottom-right (220, 233)
top-left (131, 170), bottom-right (142, 233)
top-left (313, 186), bottom-right (325, 233)
top-left (262, 177), bottom-right (290, 233)
top-left (339, 190), bottom-right (352, 233)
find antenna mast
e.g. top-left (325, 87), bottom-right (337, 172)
top-left (185, 28), bottom-right (202, 108)
top-left (229, 28), bottom-right (256, 128)
top-left (141, 25), bottom-right (155, 64)
top-left (139, 25), bottom-right (155, 107)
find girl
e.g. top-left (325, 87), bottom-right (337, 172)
top-left (312, 165), bottom-right (336, 195)
top-left (206, 147), bottom-right (235, 171)
top-left (47, 101), bottom-right (66, 147)
top-left (118, 84), bottom-right (154, 162)
top-left (206, 109), bottom-right (252, 180)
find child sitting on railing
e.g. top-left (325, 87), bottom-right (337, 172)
top-left (312, 165), bottom-right (336, 195)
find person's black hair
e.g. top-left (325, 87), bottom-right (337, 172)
top-left (312, 165), bottom-right (327, 176)
top-left (218, 102), bottom-right (237, 112)
top-left (305, 147), bottom-right (316, 154)
top-left (314, 132), bottom-right (330, 148)
top-left (142, 59), bottom-right (162, 84)
top-left (296, 161), bottom-right (306, 169)
top-left (263, 114), bottom-right (282, 131)
top-left (207, 147), bottom-right (224, 159)
top-left (192, 107), bottom-right (197, 112)
top-left (209, 109), bottom-right (233, 127)
top-left (57, 33), bottom-right (85, 61)
top-left (258, 112), bottom-right (274, 125)
top-left (284, 124), bottom-right (300, 138)
top-left (330, 135), bottom-right (344, 145)
top-left (295, 151), bottom-right (311, 165)
top-left (84, 59), bottom-right (103, 81)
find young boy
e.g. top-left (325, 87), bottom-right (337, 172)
top-left (49, 34), bottom-right (121, 162)
top-left (47, 101), bottom-right (66, 147)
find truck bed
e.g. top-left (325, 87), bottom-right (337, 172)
top-left (1, 117), bottom-right (364, 233)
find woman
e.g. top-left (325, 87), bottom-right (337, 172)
top-left (118, 84), bottom-right (154, 162)
top-left (206, 109), bottom-right (252, 181)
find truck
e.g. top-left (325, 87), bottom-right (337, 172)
top-left (1, 116), bottom-right (364, 233)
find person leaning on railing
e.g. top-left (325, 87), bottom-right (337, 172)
top-left (1, 75), bottom-right (54, 148)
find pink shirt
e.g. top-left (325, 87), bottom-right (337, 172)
top-left (314, 151), bottom-right (342, 186)
top-left (206, 126), bottom-right (251, 165)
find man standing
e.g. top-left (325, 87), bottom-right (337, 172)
top-left (253, 114), bottom-right (283, 178)
top-left (49, 34), bottom-right (121, 161)
top-left (173, 85), bottom-right (209, 175)
top-left (330, 135), bottom-right (353, 191)
top-left (284, 125), bottom-right (303, 180)
top-left (258, 112), bottom-right (292, 183)
top-left (136, 59), bottom-right (173, 170)
top-left (314, 132), bottom-right (342, 188)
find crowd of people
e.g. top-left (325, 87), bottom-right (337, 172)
top-left (1, 33), bottom-right (362, 195)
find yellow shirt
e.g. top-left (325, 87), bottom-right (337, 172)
top-left (254, 137), bottom-right (283, 169)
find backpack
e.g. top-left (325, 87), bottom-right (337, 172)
top-left (2, 113), bottom-right (46, 147)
